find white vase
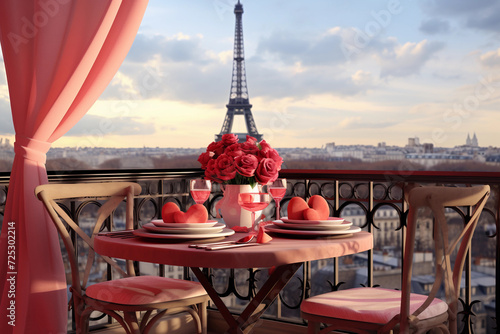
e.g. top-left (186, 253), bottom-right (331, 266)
top-left (217, 184), bottom-right (261, 229)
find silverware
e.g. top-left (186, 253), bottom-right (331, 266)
top-left (189, 235), bottom-right (256, 249)
top-left (189, 240), bottom-right (236, 248)
top-left (205, 243), bottom-right (262, 251)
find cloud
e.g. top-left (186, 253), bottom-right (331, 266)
top-left (98, 27), bottom-right (441, 112)
top-left (248, 64), bottom-right (375, 100)
top-left (0, 66), bottom-right (6, 86)
top-left (422, 0), bottom-right (492, 16)
top-left (66, 114), bottom-right (155, 137)
top-left (256, 27), bottom-right (396, 67)
top-left (99, 31), bottom-right (233, 105)
top-left (101, 27), bottom-right (381, 106)
top-left (338, 116), bottom-right (397, 130)
top-left (339, 116), bottom-right (362, 128)
top-left (479, 49), bottom-right (500, 68)
top-left (419, 18), bottom-right (450, 35)
top-left (256, 31), bottom-right (312, 65)
top-left (127, 33), bottom-right (211, 64)
top-left (422, 0), bottom-right (500, 32)
top-left (351, 70), bottom-right (373, 86)
top-left (99, 54), bottom-right (229, 105)
top-left (378, 40), bottom-right (445, 78)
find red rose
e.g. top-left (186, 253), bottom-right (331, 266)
top-left (204, 159), bottom-right (221, 182)
top-left (268, 149), bottom-right (283, 170)
top-left (221, 133), bottom-right (239, 146)
top-left (259, 140), bottom-right (283, 170)
top-left (240, 140), bottom-right (259, 156)
top-left (224, 143), bottom-right (244, 159)
top-left (255, 158), bottom-right (279, 184)
top-left (207, 141), bottom-right (224, 157)
top-left (197, 151), bottom-right (214, 169)
top-left (246, 135), bottom-right (257, 144)
top-left (259, 140), bottom-right (272, 155)
top-left (235, 154), bottom-right (259, 177)
top-left (215, 154), bottom-right (237, 181)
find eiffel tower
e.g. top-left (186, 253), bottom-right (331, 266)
top-left (215, 0), bottom-right (263, 143)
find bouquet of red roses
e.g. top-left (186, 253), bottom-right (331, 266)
top-left (197, 134), bottom-right (283, 187)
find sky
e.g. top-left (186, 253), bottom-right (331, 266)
top-left (1, 0), bottom-right (500, 149)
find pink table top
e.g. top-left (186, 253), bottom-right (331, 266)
top-left (94, 231), bottom-right (373, 269)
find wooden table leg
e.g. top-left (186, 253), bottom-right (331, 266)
top-left (191, 267), bottom-right (243, 333)
top-left (236, 262), bottom-right (302, 333)
top-left (191, 263), bottom-right (302, 334)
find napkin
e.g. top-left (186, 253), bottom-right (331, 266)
top-left (231, 226), bottom-right (250, 233)
top-left (230, 221), bottom-right (272, 244)
top-left (257, 225), bottom-right (272, 243)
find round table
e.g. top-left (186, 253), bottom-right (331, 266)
top-left (94, 230), bottom-right (373, 333)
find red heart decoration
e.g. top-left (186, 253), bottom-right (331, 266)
top-left (287, 197), bottom-right (309, 220)
top-left (304, 195), bottom-right (329, 220)
top-left (173, 204), bottom-right (208, 224)
top-left (162, 202), bottom-right (181, 223)
top-left (303, 208), bottom-right (321, 220)
top-left (287, 195), bottom-right (329, 220)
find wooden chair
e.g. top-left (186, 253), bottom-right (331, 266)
top-left (300, 185), bottom-right (490, 334)
top-left (35, 182), bottom-right (210, 334)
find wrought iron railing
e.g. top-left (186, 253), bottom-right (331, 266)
top-left (0, 168), bottom-right (498, 333)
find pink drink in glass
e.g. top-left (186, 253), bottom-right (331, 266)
top-left (268, 179), bottom-right (287, 220)
top-left (190, 179), bottom-right (211, 204)
top-left (238, 193), bottom-right (270, 233)
top-left (269, 187), bottom-right (286, 200)
top-left (190, 189), bottom-right (210, 204)
top-left (239, 201), bottom-right (269, 212)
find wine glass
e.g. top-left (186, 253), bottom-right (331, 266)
top-left (268, 178), bottom-right (287, 220)
top-left (238, 192), bottom-right (271, 233)
top-left (190, 179), bottom-right (211, 204)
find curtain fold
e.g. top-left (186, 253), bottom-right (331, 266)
top-left (0, 1), bottom-right (148, 333)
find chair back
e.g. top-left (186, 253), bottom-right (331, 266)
top-left (400, 185), bottom-right (490, 332)
top-left (35, 182), bottom-right (142, 300)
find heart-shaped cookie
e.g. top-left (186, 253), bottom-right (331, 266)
top-left (287, 197), bottom-right (309, 220)
top-left (304, 195), bottom-right (329, 220)
top-left (162, 202), bottom-right (181, 223)
top-left (173, 204), bottom-right (208, 224)
top-left (286, 195), bottom-right (329, 220)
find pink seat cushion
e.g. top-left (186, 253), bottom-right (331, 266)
top-left (85, 276), bottom-right (207, 305)
top-left (301, 287), bottom-right (448, 324)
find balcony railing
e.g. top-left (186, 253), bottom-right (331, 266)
top-left (0, 168), bottom-right (498, 333)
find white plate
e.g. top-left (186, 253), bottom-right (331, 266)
top-left (143, 222), bottom-right (225, 234)
top-left (133, 227), bottom-right (235, 240)
top-left (265, 225), bottom-right (361, 236)
top-left (280, 217), bottom-right (345, 225)
top-left (151, 219), bottom-right (220, 228)
top-left (273, 220), bottom-right (352, 231)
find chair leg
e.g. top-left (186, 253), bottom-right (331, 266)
top-left (199, 301), bottom-right (208, 334)
top-left (307, 321), bottom-right (320, 334)
top-left (76, 314), bottom-right (90, 334)
top-left (73, 294), bottom-right (88, 334)
top-left (140, 310), bottom-right (153, 332)
top-left (123, 311), bottom-right (141, 334)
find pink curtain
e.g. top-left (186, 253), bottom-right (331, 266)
top-left (0, 1), bottom-right (148, 333)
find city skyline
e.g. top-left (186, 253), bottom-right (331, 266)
top-left (0, 0), bottom-right (499, 149)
